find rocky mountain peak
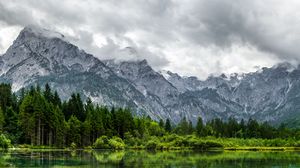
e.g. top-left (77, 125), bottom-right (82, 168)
top-left (0, 26), bottom-right (115, 91)
top-left (2, 26), bottom-right (300, 125)
top-left (18, 25), bottom-right (65, 41)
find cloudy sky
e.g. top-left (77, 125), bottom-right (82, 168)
top-left (0, 0), bottom-right (300, 79)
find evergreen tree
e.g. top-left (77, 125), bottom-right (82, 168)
top-left (19, 93), bottom-right (35, 145)
top-left (3, 106), bottom-right (19, 143)
top-left (159, 119), bottom-right (164, 128)
top-left (67, 115), bottom-right (81, 146)
top-left (246, 118), bottom-right (260, 138)
top-left (0, 84), bottom-right (12, 112)
top-left (134, 118), bottom-right (146, 138)
top-left (43, 83), bottom-right (53, 103)
top-left (64, 93), bottom-right (85, 121)
top-left (53, 91), bottom-right (61, 108)
top-left (188, 120), bottom-right (194, 134)
top-left (165, 118), bottom-right (172, 132)
top-left (176, 117), bottom-right (189, 135)
top-left (52, 106), bottom-right (66, 147)
top-left (90, 105), bottom-right (104, 143)
top-left (0, 107), bottom-right (4, 132)
top-left (196, 117), bottom-right (205, 137)
top-left (114, 108), bottom-right (134, 139)
top-left (0, 82), bottom-right (297, 148)
top-left (227, 117), bottom-right (239, 138)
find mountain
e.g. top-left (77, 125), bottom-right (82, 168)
top-left (161, 63), bottom-right (300, 124)
top-left (0, 26), bottom-right (170, 120)
top-left (1, 26), bottom-right (300, 125)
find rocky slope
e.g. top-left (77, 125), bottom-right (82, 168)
top-left (160, 63), bottom-right (300, 124)
top-left (0, 26), bottom-right (170, 120)
top-left (1, 26), bottom-right (300, 125)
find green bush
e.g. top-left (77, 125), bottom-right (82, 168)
top-left (163, 134), bottom-right (180, 142)
top-left (108, 137), bottom-right (125, 150)
top-left (0, 134), bottom-right (11, 149)
top-left (145, 140), bottom-right (158, 150)
top-left (183, 136), bottom-right (223, 149)
top-left (70, 142), bottom-right (77, 149)
top-left (93, 136), bottom-right (125, 149)
top-left (124, 132), bottom-right (137, 146)
top-left (93, 136), bottom-right (110, 149)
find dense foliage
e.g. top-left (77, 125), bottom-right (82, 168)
top-left (0, 83), bottom-right (299, 149)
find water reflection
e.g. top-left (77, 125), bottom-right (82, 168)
top-left (0, 149), bottom-right (299, 167)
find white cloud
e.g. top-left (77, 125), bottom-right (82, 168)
top-left (0, 0), bottom-right (300, 79)
top-left (0, 22), bottom-right (22, 53)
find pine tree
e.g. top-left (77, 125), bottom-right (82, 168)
top-left (177, 117), bottom-right (189, 135)
top-left (196, 117), bottom-right (205, 137)
top-left (64, 93), bottom-right (85, 121)
top-left (246, 118), bottom-right (260, 138)
top-left (0, 107), bottom-right (5, 132)
top-left (53, 91), bottom-right (61, 107)
top-left (159, 119), bottom-right (164, 128)
top-left (52, 106), bottom-right (66, 147)
top-left (0, 83), bottom-right (12, 112)
top-left (67, 115), bottom-right (82, 146)
top-left (188, 120), bottom-right (194, 134)
top-left (114, 108), bottom-right (134, 139)
top-left (3, 106), bottom-right (18, 141)
top-left (227, 117), bottom-right (239, 138)
top-left (165, 118), bottom-right (172, 132)
top-left (19, 94), bottom-right (35, 145)
top-left (32, 91), bottom-right (49, 146)
top-left (43, 83), bottom-right (53, 103)
top-left (134, 118), bottom-right (146, 138)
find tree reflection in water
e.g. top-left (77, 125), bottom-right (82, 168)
top-left (0, 150), bottom-right (299, 167)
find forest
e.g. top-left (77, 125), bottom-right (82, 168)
top-left (0, 83), bottom-right (300, 150)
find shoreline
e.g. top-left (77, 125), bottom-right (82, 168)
top-left (6, 146), bottom-right (300, 152)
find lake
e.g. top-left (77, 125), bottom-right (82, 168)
top-left (0, 149), bottom-right (299, 167)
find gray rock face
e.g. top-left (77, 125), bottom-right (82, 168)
top-left (161, 63), bottom-right (300, 124)
top-left (0, 26), bottom-right (165, 120)
top-left (1, 26), bottom-right (300, 125)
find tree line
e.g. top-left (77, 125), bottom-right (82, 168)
top-left (0, 83), bottom-right (298, 148)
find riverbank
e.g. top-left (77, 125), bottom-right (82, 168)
top-left (224, 147), bottom-right (300, 151)
top-left (7, 135), bottom-right (300, 151)
top-left (8, 146), bottom-right (300, 152)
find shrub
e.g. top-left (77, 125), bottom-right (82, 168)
top-left (145, 140), bottom-right (158, 150)
top-left (188, 139), bottom-right (222, 149)
top-left (93, 136), bottom-right (125, 149)
top-left (163, 134), bottom-right (180, 142)
top-left (93, 136), bottom-right (110, 149)
top-left (124, 132), bottom-right (137, 146)
top-left (108, 137), bottom-right (125, 150)
top-left (70, 142), bottom-right (77, 149)
top-left (0, 134), bottom-right (11, 149)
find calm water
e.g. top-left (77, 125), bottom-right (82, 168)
top-left (0, 149), bottom-right (299, 167)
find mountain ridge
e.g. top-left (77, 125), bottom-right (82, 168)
top-left (1, 26), bottom-right (300, 125)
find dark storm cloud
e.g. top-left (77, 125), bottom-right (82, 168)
top-left (0, 0), bottom-right (299, 78)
